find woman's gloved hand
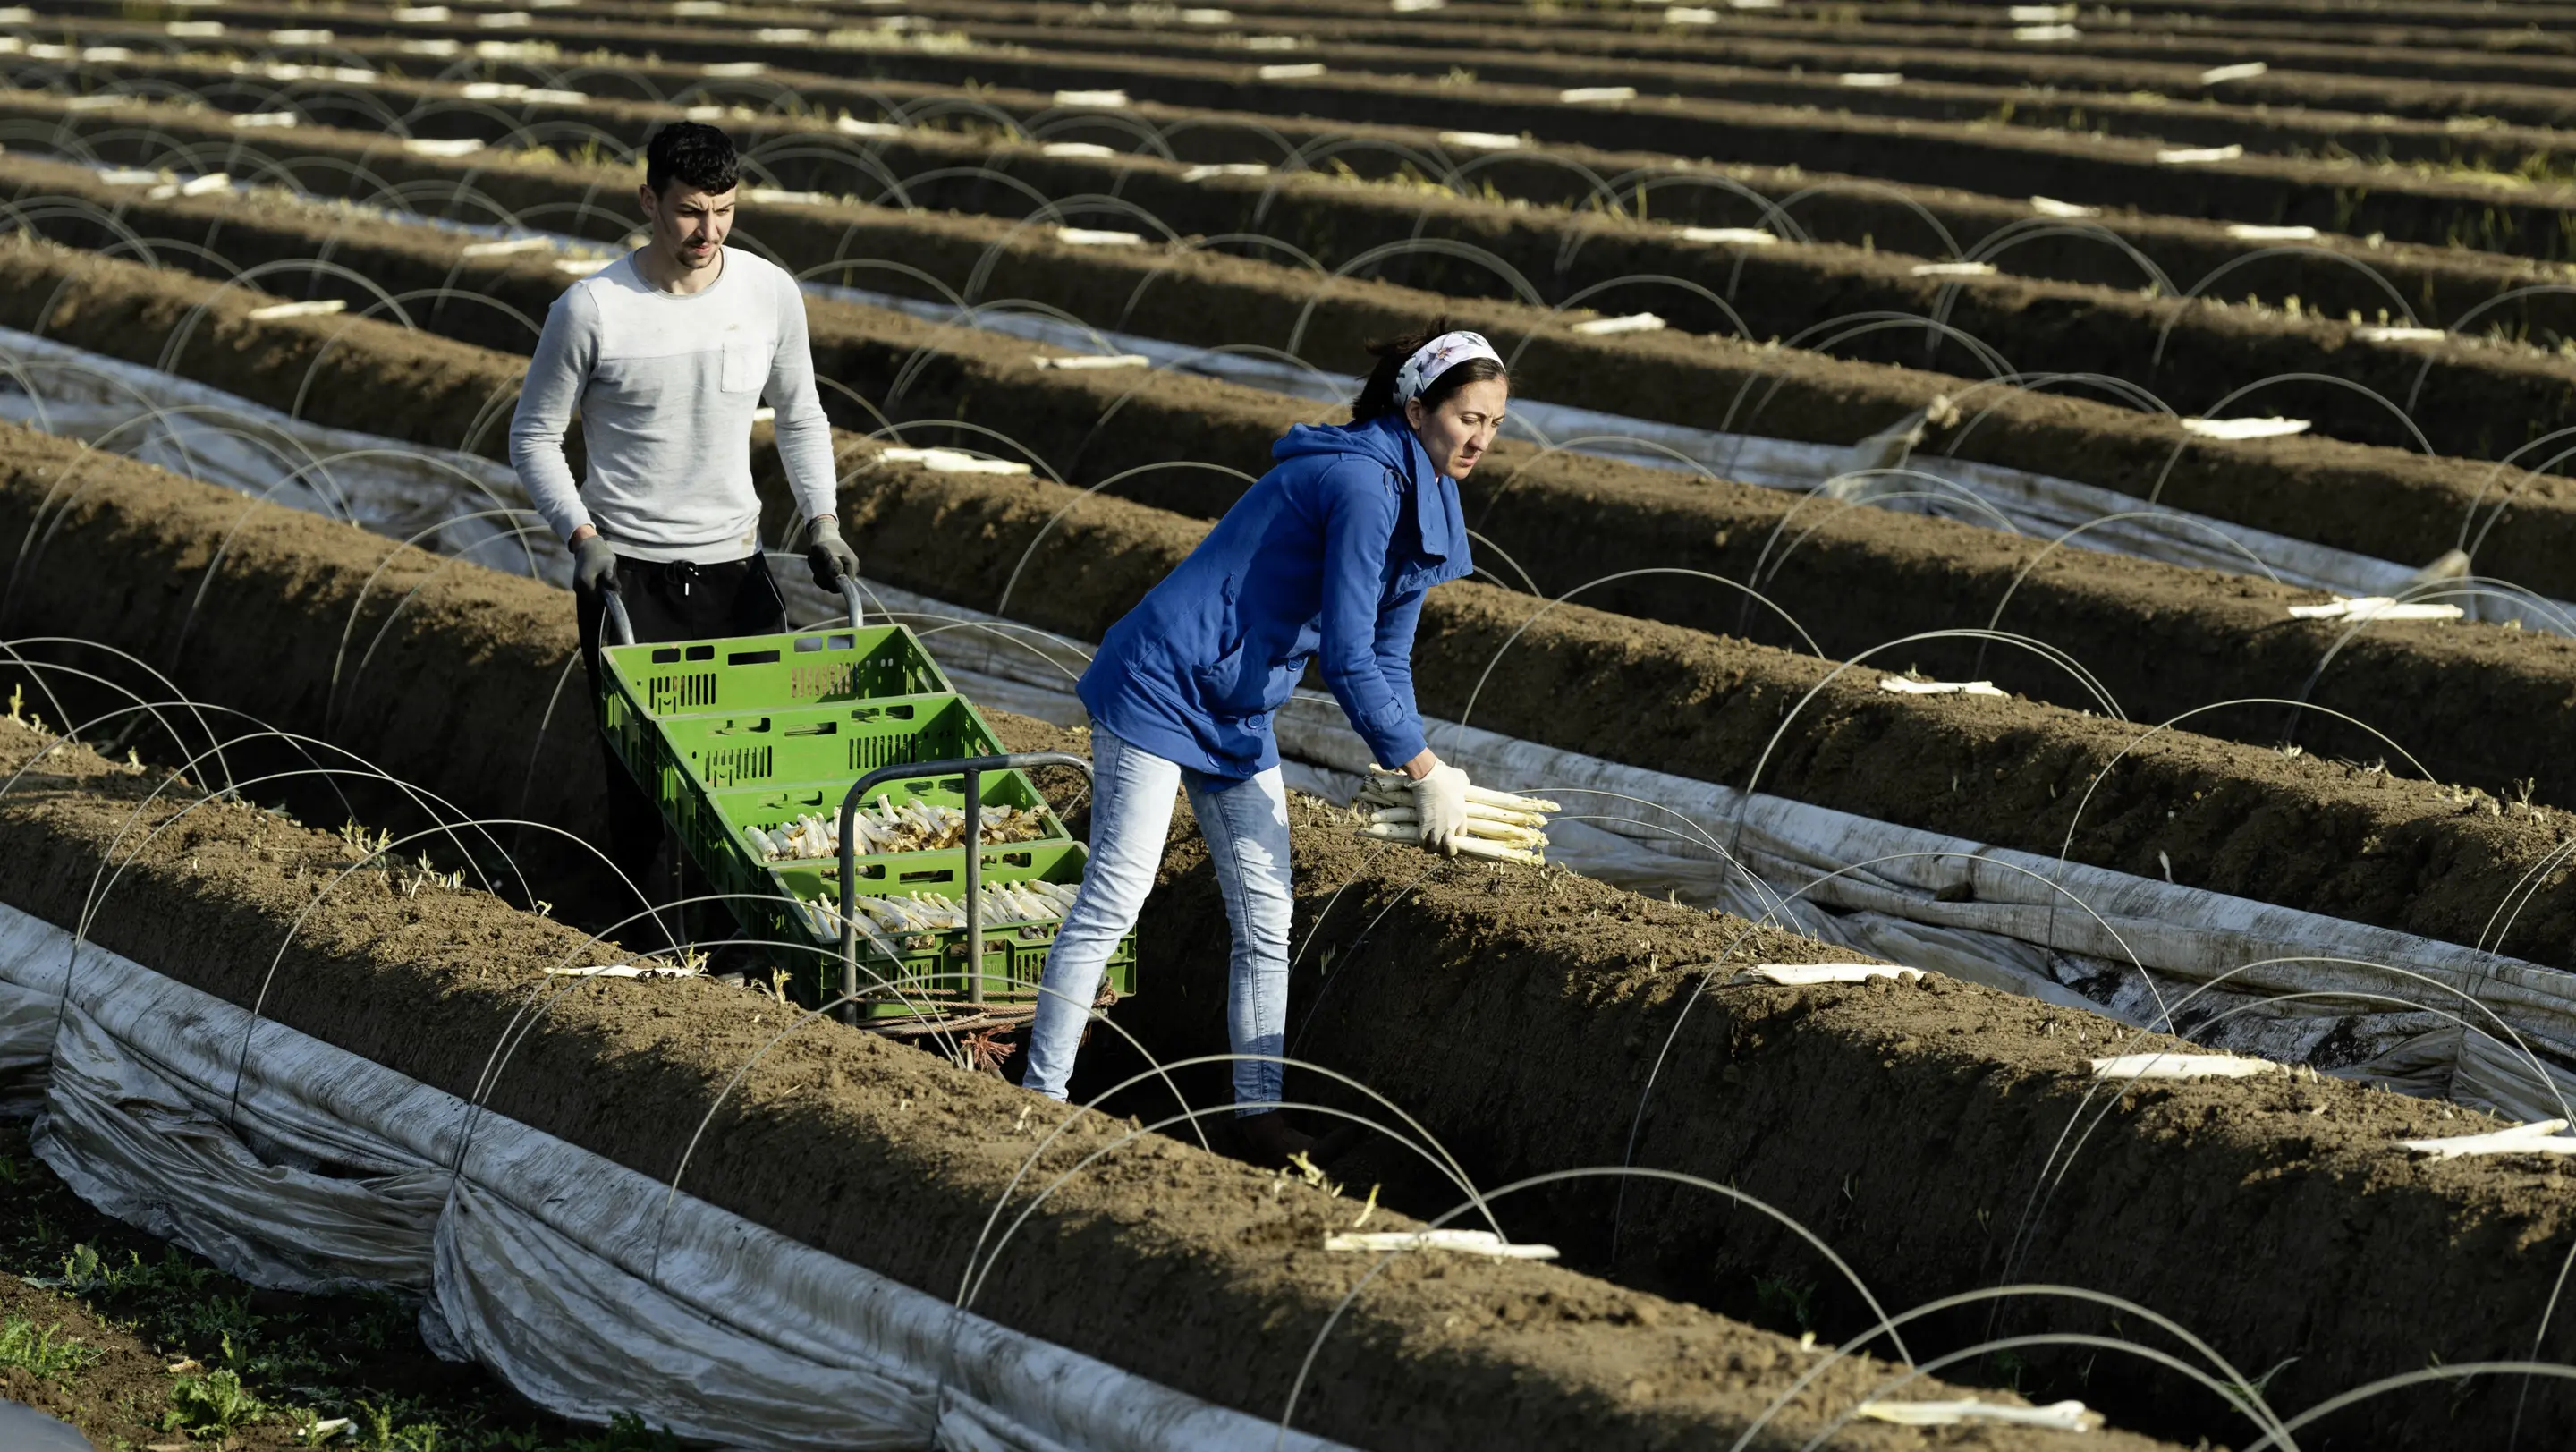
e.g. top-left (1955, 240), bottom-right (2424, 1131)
top-left (572, 532), bottom-right (618, 599)
top-left (1411, 762), bottom-right (1472, 856)
top-left (803, 514), bottom-right (861, 590)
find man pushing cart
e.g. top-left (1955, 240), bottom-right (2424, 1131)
top-left (507, 121), bottom-right (858, 904)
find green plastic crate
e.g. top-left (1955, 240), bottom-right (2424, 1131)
top-left (651, 693), bottom-right (1002, 790)
top-left (596, 620), bottom-right (1135, 1020)
top-left (617, 623), bottom-right (951, 716)
top-left (767, 837), bottom-right (1137, 1016)
top-left (599, 624), bottom-right (953, 785)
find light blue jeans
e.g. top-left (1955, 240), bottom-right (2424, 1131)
top-left (1021, 726), bottom-right (1292, 1116)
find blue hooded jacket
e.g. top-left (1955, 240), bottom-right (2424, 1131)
top-left (1076, 412), bottom-right (1475, 780)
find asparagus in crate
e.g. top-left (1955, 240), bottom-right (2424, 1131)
top-left (1351, 770), bottom-right (1558, 863)
top-left (804, 879), bottom-right (1082, 937)
top-left (752, 798), bottom-right (1049, 861)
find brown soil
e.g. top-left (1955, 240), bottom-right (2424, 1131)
top-left (0, 1124), bottom-right (578, 1449)
top-left (700, 12), bottom-right (2576, 173)
top-left (21, 242), bottom-right (2576, 945)
top-left (20, 12), bottom-right (2576, 1448)
top-left (809, 60), bottom-right (2576, 260)
top-left (1062, 3), bottom-right (2576, 131)
top-left (54, 3), bottom-right (2576, 174)
top-left (11, 357), bottom-right (2574, 979)
top-left (0, 1266), bottom-right (194, 1449)
top-left (30, 97), bottom-right (2576, 594)
top-left (25, 40), bottom-right (2576, 353)
top-left (1106, 798), bottom-right (2576, 1450)
top-left (962, 0), bottom-right (2576, 103)
top-left (27, 0), bottom-right (2576, 260)
top-left (616, 0), bottom-right (2576, 130)
top-left (831, 0), bottom-right (2576, 127)
top-left (14, 206), bottom-right (2576, 819)
top-left (0, 428), bottom-right (2569, 1447)
top-left (813, 441), bottom-right (2576, 972)
top-left (0, 714), bottom-right (2165, 1452)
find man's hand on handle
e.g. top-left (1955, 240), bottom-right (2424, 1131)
top-left (570, 526), bottom-right (618, 599)
top-left (802, 514), bottom-right (860, 590)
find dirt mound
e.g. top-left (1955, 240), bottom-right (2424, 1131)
top-left (0, 709), bottom-right (2163, 1452)
top-left (1, 418), bottom-right (2571, 1444)
top-left (1110, 804), bottom-right (2576, 1448)
top-left (16, 214), bottom-right (2576, 820)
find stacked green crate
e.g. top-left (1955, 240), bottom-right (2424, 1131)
top-left (597, 621), bottom-right (1135, 1016)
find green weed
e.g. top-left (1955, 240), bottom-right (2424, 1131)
top-left (352, 1397), bottom-right (449, 1451)
top-left (0, 1317), bottom-right (101, 1381)
top-left (163, 1367), bottom-right (267, 1439)
top-left (1750, 1272), bottom-right (1818, 1331)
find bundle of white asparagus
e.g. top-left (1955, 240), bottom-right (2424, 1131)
top-left (804, 879), bottom-right (1081, 938)
top-left (1351, 770), bottom-right (1557, 864)
top-left (750, 799), bottom-right (1046, 861)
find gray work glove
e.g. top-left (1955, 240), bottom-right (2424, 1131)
top-left (802, 515), bottom-right (860, 590)
top-left (572, 532), bottom-right (618, 598)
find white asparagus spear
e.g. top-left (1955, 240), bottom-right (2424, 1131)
top-left (1357, 802), bottom-right (1551, 831)
top-left (1354, 809), bottom-right (1546, 846)
top-left (1352, 785), bottom-right (1551, 823)
top-left (1352, 822), bottom-right (1545, 864)
top-left (755, 800), bottom-right (1049, 860)
top-left (1363, 770), bottom-right (1559, 813)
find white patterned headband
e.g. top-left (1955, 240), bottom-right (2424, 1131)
top-left (1394, 330), bottom-right (1504, 405)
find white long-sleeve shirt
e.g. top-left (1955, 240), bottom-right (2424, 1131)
top-left (508, 247), bottom-right (839, 563)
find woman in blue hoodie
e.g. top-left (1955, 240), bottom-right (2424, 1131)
top-left (1021, 327), bottom-right (1508, 1164)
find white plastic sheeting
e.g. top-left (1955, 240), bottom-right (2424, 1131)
top-left (0, 261), bottom-right (2548, 624)
top-left (0, 905), bottom-right (1355, 1452)
top-left (0, 326), bottom-right (572, 585)
top-left (27, 151), bottom-right (2556, 615)
top-left (801, 284), bottom-right (2561, 618)
top-left (7, 294), bottom-right (2574, 1117)
top-left (846, 577), bottom-right (2576, 1124)
top-left (40, 999), bottom-right (447, 1294)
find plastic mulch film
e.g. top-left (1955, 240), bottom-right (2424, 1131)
top-left (809, 285), bottom-right (2539, 616)
top-left (843, 577), bottom-right (2576, 1124)
top-left (0, 326), bottom-right (571, 586)
top-left (5, 301), bottom-right (2568, 1109)
top-left (0, 905), bottom-right (1355, 1452)
top-left (2, 299), bottom-right (2524, 616)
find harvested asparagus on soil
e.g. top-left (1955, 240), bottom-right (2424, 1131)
top-left (750, 799), bottom-right (1048, 860)
top-left (1352, 769), bottom-right (1557, 863)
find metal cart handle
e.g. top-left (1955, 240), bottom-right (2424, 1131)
top-left (601, 582), bottom-right (636, 648)
top-left (835, 751), bottom-right (1095, 1023)
top-left (596, 565), bottom-right (865, 650)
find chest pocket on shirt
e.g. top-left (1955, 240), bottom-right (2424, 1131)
top-left (720, 332), bottom-right (768, 394)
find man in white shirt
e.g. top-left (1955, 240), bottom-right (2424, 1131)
top-left (509, 121), bottom-right (856, 887)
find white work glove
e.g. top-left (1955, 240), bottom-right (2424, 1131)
top-left (1412, 763), bottom-right (1471, 857)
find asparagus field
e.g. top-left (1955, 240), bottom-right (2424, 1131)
top-left (5, 2), bottom-right (2576, 1448)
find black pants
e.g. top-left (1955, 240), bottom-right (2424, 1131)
top-left (576, 552), bottom-right (788, 884)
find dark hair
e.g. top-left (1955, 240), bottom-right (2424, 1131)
top-left (644, 121), bottom-right (740, 197)
top-left (1351, 319), bottom-right (1509, 422)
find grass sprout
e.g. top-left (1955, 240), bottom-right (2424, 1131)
top-left (0, 1317), bottom-right (102, 1381)
top-left (164, 1366), bottom-right (268, 1439)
